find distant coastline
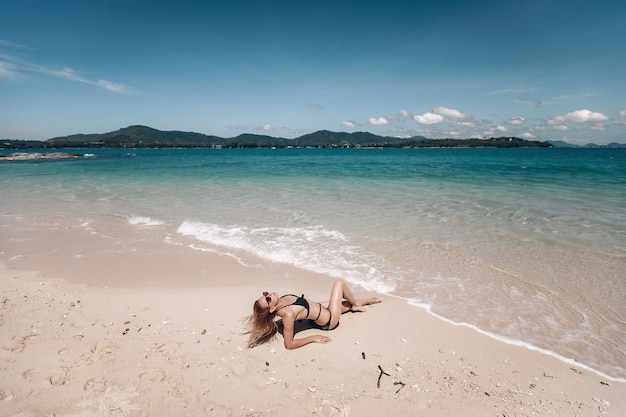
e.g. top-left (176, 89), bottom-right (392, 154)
top-left (0, 125), bottom-right (551, 149)
top-left (1, 125), bottom-right (624, 149)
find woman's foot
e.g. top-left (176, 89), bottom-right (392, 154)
top-left (350, 297), bottom-right (382, 312)
top-left (365, 297), bottom-right (383, 305)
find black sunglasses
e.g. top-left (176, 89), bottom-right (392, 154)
top-left (263, 291), bottom-right (271, 305)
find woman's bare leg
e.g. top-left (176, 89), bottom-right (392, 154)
top-left (326, 279), bottom-right (382, 328)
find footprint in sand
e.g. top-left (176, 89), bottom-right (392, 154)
top-left (230, 357), bottom-right (257, 377)
top-left (48, 367), bottom-right (71, 386)
top-left (22, 368), bottom-right (38, 381)
top-left (5, 333), bottom-right (37, 352)
top-left (138, 369), bottom-right (167, 382)
top-left (83, 377), bottom-right (112, 392)
top-left (0, 388), bottom-right (13, 401)
top-left (81, 340), bottom-right (119, 364)
top-left (22, 367), bottom-right (70, 386)
top-left (91, 340), bottom-right (119, 355)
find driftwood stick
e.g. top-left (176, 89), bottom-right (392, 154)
top-left (394, 381), bottom-right (406, 394)
top-left (377, 365), bottom-right (390, 388)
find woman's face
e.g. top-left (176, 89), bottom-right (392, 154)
top-left (258, 291), bottom-right (277, 310)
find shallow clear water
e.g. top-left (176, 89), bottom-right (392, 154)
top-left (2, 147), bottom-right (625, 379)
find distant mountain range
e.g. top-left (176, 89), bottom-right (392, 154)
top-left (2, 125), bottom-right (624, 149)
top-left (547, 140), bottom-right (626, 148)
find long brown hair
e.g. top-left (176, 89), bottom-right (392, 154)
top-left (247, 299), bottom-right (278, 348)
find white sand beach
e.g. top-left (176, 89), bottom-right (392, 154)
top-left (1, 218), bottom-right (624, 417)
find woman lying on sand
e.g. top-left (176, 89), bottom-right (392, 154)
top-left (248, 279), bottom-right (381, 349)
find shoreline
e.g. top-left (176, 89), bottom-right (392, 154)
top-left (2, 216), bottom-right (624, 416)
top-left (411, 300), bottom-right (626, 384)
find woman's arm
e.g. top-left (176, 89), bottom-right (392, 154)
top-left (281, 311), bottom-right (331, 350)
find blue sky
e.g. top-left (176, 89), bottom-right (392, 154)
top-left (1, 0), bottom-right (625, 144)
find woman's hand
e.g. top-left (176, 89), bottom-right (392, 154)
top-left (313, 335), bottom-right (331, 344)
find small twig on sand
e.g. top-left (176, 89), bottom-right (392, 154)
top-left (394, 381), bottom-right (406, 394)
top-left (377, 365), bottom-right (390, 388)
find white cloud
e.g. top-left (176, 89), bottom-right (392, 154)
top-left (407, 106), bottom-right (470, 127)
top-left (413, 112), bottom-right (444, 125)
top-left (433, 106), bottom-right (470, 119)
top-left (619, 109), bottom-right (626, 118)
top-left (0, 39), bottom-right (27, 49)
top-left (0, 61), bottom-right (19, 79)
top-left (399, 109), bottom-right (412, 119)
top-left (0, 42), bottom-right (27, 80)
top-left (342, 120), bottom-right (355, 128)
top-left (520, 132), bottom-right (535, 139)
top-left (553, 109), bottom-right (608, 123)
top-left (459, 121), bottom-right (477, 128)
top-left (262, 124), bottom-right (272, 131)
top-left (506, 117), bottom-right (525, 125)
top-left (483, 125), bottom-right (507, 136)
top-left (98, 79), bottom-right (130, 93)
top-left (575, 123), bottom-right (606, 131)
top-left (489, 85), bottom-right (539, 95)
top-left (552, 93), bottom-right (591, 101)
top-left (51, 67), bottom-right (130, 93)
top-left (368, 117), bottom-right (390, 126)
top-left (0, 41), bottom-right (132, 93)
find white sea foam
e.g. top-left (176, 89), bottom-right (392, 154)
top-left (187, 243), bottom-right (257, 268)
top-left (126, 215), bottom-right (165, 226)
top-left (176, 220), bottom-right (396, 293)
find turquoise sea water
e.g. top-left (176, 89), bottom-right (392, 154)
top-left (2, 148), bottom-right (625, 379)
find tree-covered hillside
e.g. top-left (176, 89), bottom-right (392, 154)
top-left (2, 125), bottom-right (553, 149)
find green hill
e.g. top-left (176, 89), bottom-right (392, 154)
top-left (1, 125), bottom-right (554, 149)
